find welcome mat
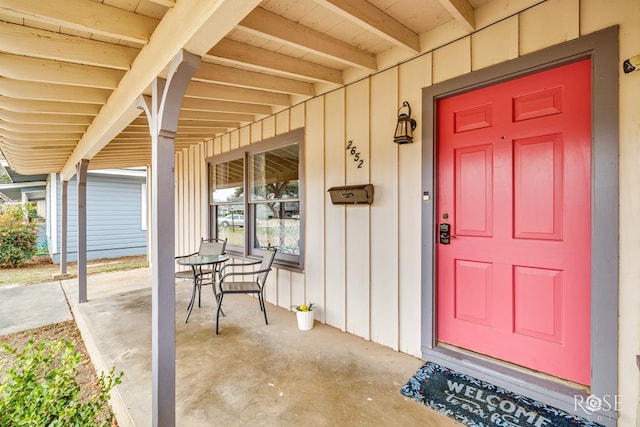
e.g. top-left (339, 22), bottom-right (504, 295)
top-left (400, 362), bottom-right (604, 427)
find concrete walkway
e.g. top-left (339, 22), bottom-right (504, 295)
top-left (0, 281), bottom-right (72, 336)
top-left (1, 269), bottom-right (461, 427)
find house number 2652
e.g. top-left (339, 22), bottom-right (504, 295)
top-left (346, 140), bottom-right (364, 168)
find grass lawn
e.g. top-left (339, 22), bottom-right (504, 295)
top-left (0, 255), bottom-right (148, 287)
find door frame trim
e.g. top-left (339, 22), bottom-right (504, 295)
top-left (421, 26), bottom-right (619, 426)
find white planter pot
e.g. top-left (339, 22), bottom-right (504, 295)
top-left (296, 310), bottom-right (314, 330)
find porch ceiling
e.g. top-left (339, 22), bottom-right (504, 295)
top-left (0, 0), bottom-right (512, 180)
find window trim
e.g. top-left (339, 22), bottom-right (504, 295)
top-left (207, 128), bottom-right (305, 271)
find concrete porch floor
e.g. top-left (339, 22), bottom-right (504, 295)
top-left (61, 268), bottom-right (461, 427)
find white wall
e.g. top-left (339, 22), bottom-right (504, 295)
top-left (175, 1), bottom-right (640, 425)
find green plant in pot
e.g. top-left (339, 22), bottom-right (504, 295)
top-left (291, 302), bottom-right (315, 330)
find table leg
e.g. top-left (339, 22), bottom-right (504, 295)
top-left (212, 263), bottom-right (225, 317)
top-left (185, 266), bottom-right (198, 323)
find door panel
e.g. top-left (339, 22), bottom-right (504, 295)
top-left (513, 266), bottom-right (563, 343)
top-left (454, 260), bottom-right (492, 325)
top-left (436, 59), bottom-right (591, 385)
top-left (513, 135), bottom-right (563, 240)
top-left (455, 145), bottom-right (493, 237)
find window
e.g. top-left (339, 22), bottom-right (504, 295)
top-left (211, 157), bottom-right (245, 250)
top-left (209, 129), bottom-right (303, 269)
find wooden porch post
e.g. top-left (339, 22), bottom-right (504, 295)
top-left (138, 50), bottom-right (200, 427)
top-left (60, 179), bottom-right (68, 275)
top-left (76, 159), bottom-right (89, 303)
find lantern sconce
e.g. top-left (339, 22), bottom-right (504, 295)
top-left (393, 101), bottom-right (417, 144)
top-left (623, 54), bottom-right (640, 73)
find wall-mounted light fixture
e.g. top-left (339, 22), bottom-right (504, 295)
top-left (393, 101), bottom-right (417, 144)
top-left (623, 54), bottom-right (640, 73)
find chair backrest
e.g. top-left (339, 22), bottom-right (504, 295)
top-left (256, 246), bottom-right (277, 286)
top-left (198, 238), bottom-right (226, 256)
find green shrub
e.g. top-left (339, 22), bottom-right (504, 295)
top-left (0, 338), bottom-right (123, 427)
top-left (1, 203), bottom-right (38, 222)
top-left (0, 203), bottom-right (39, 268)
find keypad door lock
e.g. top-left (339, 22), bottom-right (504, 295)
top-left (439, 223), bottom-right (451, 244)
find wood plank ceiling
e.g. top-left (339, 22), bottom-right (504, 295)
top-left (0, 0), bottom-right (513, 178)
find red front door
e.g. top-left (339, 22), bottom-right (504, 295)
top-left (436, 59), bottom-right (592, 385)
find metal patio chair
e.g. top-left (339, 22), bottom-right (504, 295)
top-left (215, 245), bottom-right (277, 334)
top-left (175, 237), bottom-right (227, 322)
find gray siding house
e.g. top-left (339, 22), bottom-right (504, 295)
top-left (47, 169), bottom-right (148, 263)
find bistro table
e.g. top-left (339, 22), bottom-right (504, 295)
top-left (176, 254), bottom-right (229, 322)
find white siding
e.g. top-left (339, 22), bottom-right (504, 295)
top-left (369, 69), bottom-right (399, 350)
top-left (345, 80), bottom-right (370, 340)
top-left (324, 88), bottom-right (346, 330)
top-left (304, 97), bottom-right (326, 321)
top-left (398, 55), bottom-right (430, 356)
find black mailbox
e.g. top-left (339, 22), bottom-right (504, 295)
top-left (327, 184), bottom-right (374, 205)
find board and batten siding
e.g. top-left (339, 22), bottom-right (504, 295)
top-left (49, 172), bottom-right (147, 263)
top-left (175, 2), bottom-right (640, 426)
top-left (175, 59), bottom-right (427, 357)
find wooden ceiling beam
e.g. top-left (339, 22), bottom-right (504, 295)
top-left (0, 21), bottom-right (138, 70)
top-left (208, 39), bottom-right (343, 84)
top-left (0, 78), bottom-right (109, 104)
top-left (0, 109), bottom-right (93, 125)
top-left (0, 138), bottom-right (76, 149)
top-left (175, 133), bottom-right (224, 139)
top-left (89, 162), bottom-right (150, 171)
top-left (194, 62), bottom-right (315, 97)
top-left (0, 121), bottom-right (87, 133)
top-left (436, 0), bottom-right (475, 32)
top-left (93, 150), bottom-right (149, 158)
top-left (177, 120), bottom-right (238, 129)
top-left (0, 97), bottom-right (100, 115)
top-left (178, 126), bottom-right (236, 135)
top-left (1, 160), bottom-right (69, 171)
top-left (90, 159), bottom-right (150, 166)
top-left (0, 0), bottom-right (158, 44)
top-left (180, 98), bottom-right (273, 115)
top-left (179, 110), bottom-right (254, 122)
top-left (238, 7), bottom-right (377, 71)
top-left (119, 129), bottom-right (153, 135)
top-left (312, 0), bottom-right (420, 53)
top-left (0, 130), bottom-right (81, 140)
top-left (0, 53), bottom-right (125, 89)
top-left (2, 150), bottom-right (76, 157)
top-left (102, 138), bottom-right (150, 143)
top-left (122, 126), bottom-right (228, 134)
top-left (186, 80), bottom-right (291, 106)
top-left (102, 140), bottom-right (150, 146)
top-left (0, 142), bottom-right (77, 150)
top-left (115, 133), bottom-right (214, 140)
top-left (109, 141), bottom-right (151, 146)
top-left (147, 0), bottom-right (175, 7)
